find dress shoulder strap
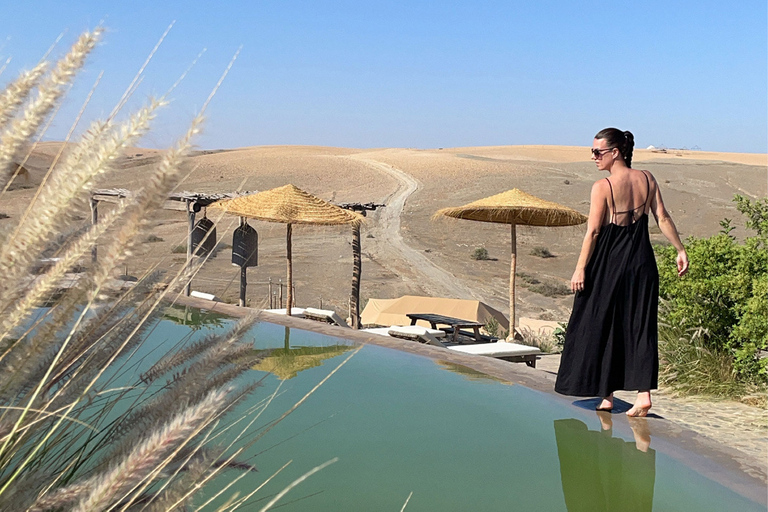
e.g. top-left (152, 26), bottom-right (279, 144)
top-left (642, 171), bottom-right (651, 214)
top-left (605, 178), bottom-right (616, 221)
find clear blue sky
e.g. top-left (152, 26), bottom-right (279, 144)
top-left (2, 1), bottom-right (766, 153)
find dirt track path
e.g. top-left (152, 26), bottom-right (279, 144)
top-left (348, 156), bottom-right (482, 300)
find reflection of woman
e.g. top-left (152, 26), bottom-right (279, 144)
top-left (554, 128), bottom-right (688, 416)
top-left (554, 418), bottom-right (656, 512)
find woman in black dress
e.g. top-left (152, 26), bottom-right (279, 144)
top-left (554, 128), bottom-right (689, 417)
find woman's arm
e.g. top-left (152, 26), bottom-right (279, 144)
top-left (646, 171), bottom-right (689, 276)
top-left (571, 181), bottom-right (608, 292)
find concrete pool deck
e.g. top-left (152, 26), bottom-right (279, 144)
top-left (171, 295), bottom-right (767, 505)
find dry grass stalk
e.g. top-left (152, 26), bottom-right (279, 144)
top-left (517, 326), bottom-right (558, 353)
top-left (0, 200), bottom-right (129, 338)
top-left (72, 388), bottom-right (227, 512)
top-left (0, 97), bottom-right (165, 308)
top-left (0, 29), bottom-right (102, 188)
top-left (0, 29), bottom-right (350, 512)
top-left (0, 61), bottom-right (49, 131)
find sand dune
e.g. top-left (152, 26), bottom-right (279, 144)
top-left (2, 144), bottom-right (765, 322)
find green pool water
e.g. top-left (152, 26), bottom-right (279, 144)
top-left (153, 312), bottom-right (764, 511)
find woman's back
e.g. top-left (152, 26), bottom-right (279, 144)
top-left (604, 169), bottom-right (653, 227)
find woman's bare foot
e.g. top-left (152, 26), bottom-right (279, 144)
top-left (626, 391), bottom-right (652, 417)
top-left (596, 394), bottom-right (614, 411)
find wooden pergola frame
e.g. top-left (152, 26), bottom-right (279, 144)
top-left (90, 190), bottom-right (384, 320)
top-left (90, 189), bottom-right (249, 296)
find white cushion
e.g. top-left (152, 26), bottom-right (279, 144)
top-left (263, 308), bottom-right (306, 317)
top-left (448, 342), bottom-right (541, 357)
top-left (386, 325), bottom-right (446, 338)
top-left (303, 307), bottom-right (350, 328)
top-left (190, 290), bottom-right (220, 301)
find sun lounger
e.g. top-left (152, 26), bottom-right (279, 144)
top-left (190, 290), bottom-right (220, 302)
top-left (386, 326), bottom-right (447, 348)
top-left (303, 307), bottom-right (350, 328)
top-left (361, 326), bottom-right (447, 338)
top-left (362, 325), bottom-right (540, 366)
top-left (448, 342), bottom-right (541, 368)
top-left (263, 307), bottom-right (306, 318)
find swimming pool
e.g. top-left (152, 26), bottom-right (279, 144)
top-left (155, 310), bottom-right (766, 511)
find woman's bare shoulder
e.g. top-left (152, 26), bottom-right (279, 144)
top-left (632, 168), bottom-right (657, 182)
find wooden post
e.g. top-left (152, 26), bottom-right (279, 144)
top-left (239, 267), bottom-right (247, 307)
top-left (238, 217), bottom-right (246, 307)
top-left (350, 223), bottom-right (362, 329)
top-left (268, 277), bottom-right (272, 308)
top-left (278, 279), bottom-right (283, 309)
top-left (509, 221), bottom-right (517, 338)
top-left (185, 200), bottom-right (196, 297)
top-left (90, 196), bottom-right (98, 264)
top-left (286, 223), bottom-right (293, 315)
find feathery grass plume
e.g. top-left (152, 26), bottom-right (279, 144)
top-left (0, 30), bottom-right (330, 512)
top-left (0, 113), bottom-right (218, 498)
top-left (84, 114), bottom-right (203, 295)
top-left (141, 330), bottom-right (226, 384)
top-left (0, 97), bottom-right (164, 310)
top-left (0, 61), bottom-right (49, 131)
top-left (101, 317), bottom-right (260, 461)
top-left (0, 29), bottom-right (101, 188)
top-left (72, 387), bottom-right (227, 512)
top-left (0, 199), bottom-right (130, 339)
top-left (0, 271), bottom-right (159, 406)
top-left (142, 457), bottom-right (210, 512)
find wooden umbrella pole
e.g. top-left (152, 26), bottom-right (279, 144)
top-left (90, 196), bottom-right (98, 264)
top-left (286, 223), bottom-right (293, 316)
top-left (185, 200), bottom-right (196, 297)
top-left (239, 216), bottom-right (246, 307)
top-left (350, 223), bottom-right (362, 329)
top-left (509, 221), bottom-right (517, 338)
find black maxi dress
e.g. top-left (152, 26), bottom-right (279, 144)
top-left (555, 174), bottom-right (659, 397)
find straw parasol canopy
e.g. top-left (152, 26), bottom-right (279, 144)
top-left (435, 188), bottom-right (587, 226)
top-left (434, 188), bottom-right (587, 335)
top-left (211, 184), bottom-right (364, 314)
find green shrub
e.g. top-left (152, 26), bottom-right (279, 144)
top-left (471, 247), bottom-right (489, 260)
top-left (530, 246), bottom-right (555, 258)
top-left (655, 195), bottom-right (768, 383)
top-left (171, 244), bottom-right (187, 254)
top-left (517, 327), bottom-right (558, 353)
top-left (552, 322), bottom-right (567, 351)
top-left (529, 281), bottom-right (571, 297)
top-left (483, 317), bottom-right (508, 339)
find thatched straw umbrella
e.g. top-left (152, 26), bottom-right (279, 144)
top-left (211, 184), bottom-right (363, 314)
top-left (434, 188), bottom-right (587, 335)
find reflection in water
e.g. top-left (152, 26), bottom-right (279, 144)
top-left (252, 326), bottom-right (353, 380)
top-left (435, 360), bottom-right (506, 383)
top-left (162, 305), bottom-right (228, 330)
top-left (554, 416), bottom-right (656, 511)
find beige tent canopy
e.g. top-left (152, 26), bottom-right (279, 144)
top-left (361, 295), bottom-right (509, 331)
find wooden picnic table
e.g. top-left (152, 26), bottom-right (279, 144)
top-left (406, 313), bottom-right (487, 343)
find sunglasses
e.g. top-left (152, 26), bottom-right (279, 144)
top-left (591, 148), bottom-right (613, 158)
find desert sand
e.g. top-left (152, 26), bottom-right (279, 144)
top-left (2, 143), bottom-right (766, 324)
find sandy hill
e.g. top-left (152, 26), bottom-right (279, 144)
top-left (2, 144), bottom-right (766, 323)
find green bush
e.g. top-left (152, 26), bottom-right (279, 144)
top-left (471, 247), bottom-right (489, 260)
top-left (483, 317), bottom-right (508, 339)
top-left (655, 195), bottom-right (767, 383)
top-left (530, 246), bottom-right (555, 258)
